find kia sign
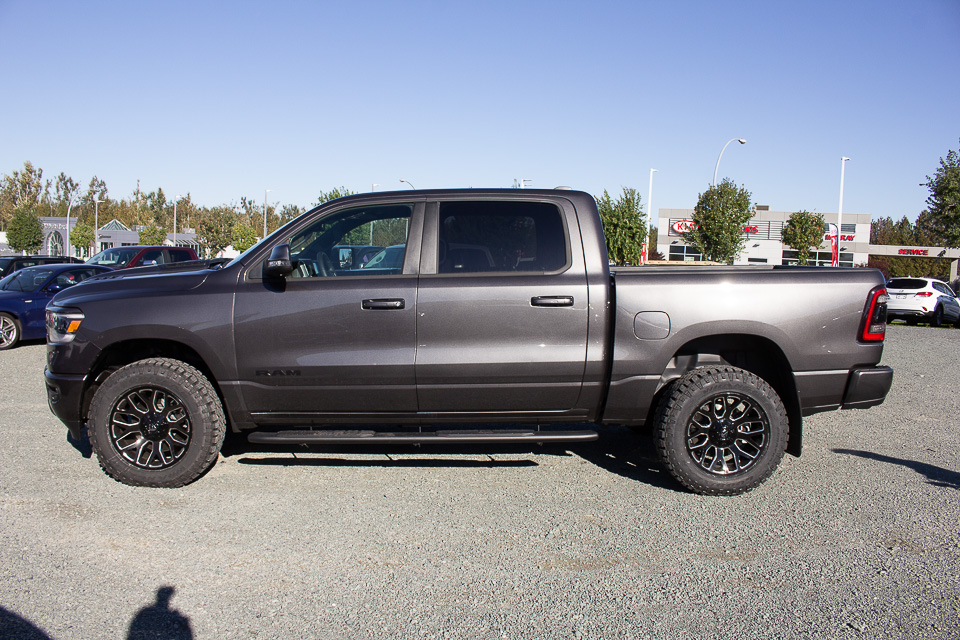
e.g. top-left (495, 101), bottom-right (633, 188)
top-left (672, 220), bottom-right (696, 234)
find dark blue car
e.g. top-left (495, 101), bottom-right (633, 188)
top-left (0, 263), bottom-right (111, 349)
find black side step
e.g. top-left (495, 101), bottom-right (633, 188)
top-left (247, 429), bottom-right (599, 445)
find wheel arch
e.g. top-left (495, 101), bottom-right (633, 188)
top-left (81, 339), bottom-right (233, 430)
top-left (650, 334), bottom-right (802, 457)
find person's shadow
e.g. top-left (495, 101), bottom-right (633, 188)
top-left (126, 586), bottom-right (193, 640)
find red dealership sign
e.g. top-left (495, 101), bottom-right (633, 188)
top-left (672, 220), bottom-right (696, 234)
top-left (898, 248), bottom-right (929, 256)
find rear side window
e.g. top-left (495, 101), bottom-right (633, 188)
top-left (887, 278), bottom-right (927, 290)
top-left (437, 201), bottom-right (567, 274)
top-left (168, 250), bottom-right (195, 263)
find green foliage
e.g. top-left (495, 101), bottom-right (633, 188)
top-left (196, 207), bottom-right (236, 258)
top-left (782, 210), bottom-right (826, 265)
top-left (71, 222), bottom-right (94, 253)
top-left (594, 187), bottom-right (646, 265)
top-left (7, 207), bottom-right (45, 253)
top-left (232, 223), bottom-right (258, 252)
top-left (314, 188), bottom-right (354, 206)
top-left (923, 138), bottom-right (960, 247)
top-left (138, 225), bottom-right (168, 246)
top-left (686, 179), bottom-right (754, 264)
top-left (1, 162), bottom-right (50, 231)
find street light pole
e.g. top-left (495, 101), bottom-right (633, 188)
top-left (713, 138), bottom-right (747, 186)
top-left (644, 168), bottom-right (658, 264)
top-left (92, 196), bottom-right (103, 254)
top-left (173, 196), bottom-right (178, 247)
top-left (399, 179), bottom-right (416, 190)
top-left (65, 191), bottom-right (79, 258)
top-left (836, 156), bottom-right (850, 267)
top-left (263, 189), bottom-right (273, 239)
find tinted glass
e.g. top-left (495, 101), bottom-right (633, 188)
top-left (887, 278), bottom-right (927, 290)
top-left (437, 201), bottom-right (567, 274)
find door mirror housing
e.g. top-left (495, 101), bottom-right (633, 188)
top-left (264, 244), bottom-right (295, 278)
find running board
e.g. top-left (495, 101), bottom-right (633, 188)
top-left (247, 428), bottom-right (599, 445)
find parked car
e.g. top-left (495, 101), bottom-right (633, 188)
top-left (886, 277), bottom-right (960, 327)
top-left (0, 263), bottom-right (111, 349)
top-left (0, 255), bottom-right (83, 278)
top-left (86, 246), bottom-right (199, 269)
top-left (46, 189), bottom-right (892, 495)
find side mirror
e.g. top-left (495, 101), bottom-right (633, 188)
top-left (264, 244), bottom-right (295, 278)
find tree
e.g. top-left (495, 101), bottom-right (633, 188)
top-left (1, 162), bottom-right (50, 230)
top-left (71, 222), bottom-right (94, 255)
top-left (782, 210), bottom-right (826, 265)
top-left (594, 187), bottom-right (646, 265)
top-left (923, 138), bottom-right (960, 247)
top-left (196, 207), bottom-right (236, 258)
top-left (686, 179), bottom-right (754, 264)
top-left (314, 188), bottom-right (353, 206)
top-left (7, 207), bottom-right (45, 253)
top-left (231, 223), bottom-right (258, 252)
top-left (138, 225), bottom-right (167, 246)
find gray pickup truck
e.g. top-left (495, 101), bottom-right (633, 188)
top-left (44, 189), bottom-right (892, 495)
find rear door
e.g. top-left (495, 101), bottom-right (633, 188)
top-left (232, 201), bottom-right (423, 422)
top-left (414, 198), bottom-right (590, 416)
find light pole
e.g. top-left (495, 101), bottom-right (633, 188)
top-left (399, 179), bottom-right (416, 190)
top-left (92, 196), bottom-right (103, 254)
top-left (835, 156), bottom-right (850, 267)
top-left (371, 183), bottom-right (379, 192)
top-left (172, 196), bottom-right (179, 247)
top-left (644, 168), bottom-right (658, 264)
top-left (65, 191), bottom-right (80, 258)
top-left (713, 138), bottom-right (747, 186)
top-left (263, 189), bottom-right (273, 239)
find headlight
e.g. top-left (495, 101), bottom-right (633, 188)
top-left (46, 307), bottom-right (84, 345)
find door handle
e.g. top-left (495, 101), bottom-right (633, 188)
top-left (362, 298), bottom-right (405, 310)
top-left (531, 296), bottom-right (574, 307)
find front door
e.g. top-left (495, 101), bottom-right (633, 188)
top-left (233, 202), bottom-right (422, 422)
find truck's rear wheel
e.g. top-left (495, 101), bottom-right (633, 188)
top-left (654, 366), bottom-right (788, 496)
top-left (88, 358), bottom-right (226, 487)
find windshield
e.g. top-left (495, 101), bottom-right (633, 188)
top-left (87, 247), bottom-right (140, 267)
top-left (0, 268), bottom-right (53, 292)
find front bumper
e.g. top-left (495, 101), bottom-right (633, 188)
top-left (44, 367), bottom-right (88, 440)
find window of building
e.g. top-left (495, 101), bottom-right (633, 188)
top-left (782, 249), bottom-right (854, 267)
top-left (668, 245), bottom-right (703, 261)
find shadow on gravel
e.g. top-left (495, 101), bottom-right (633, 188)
top-left (67, 427), bottom-right (92, 458)
top-left (0, 605), bottom-right (50, 640)
top-left (226, 425), bottom-right (679, 491)
top-left (833, 448), bottom-right (960, 490)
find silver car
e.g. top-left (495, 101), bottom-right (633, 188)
top-left (886, 277), bottom-right (960, 327)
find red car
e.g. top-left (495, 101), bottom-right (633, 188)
top-left (86, 246), bottom-right (199, 269)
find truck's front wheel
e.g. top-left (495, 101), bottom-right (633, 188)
top-left (654, 366), bottom-right (788, 496)
top-left (88, 358), bottom-right (226, 487)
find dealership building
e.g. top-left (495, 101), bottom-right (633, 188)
top-left (657, 206), bottom-right (873, 267)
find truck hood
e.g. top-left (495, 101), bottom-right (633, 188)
top-left (50, 262), bottom-right (217, 306)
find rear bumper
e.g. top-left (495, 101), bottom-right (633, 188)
top-left (841, 365), bottom-right (894, 410)
top-left (795, 365), bottom-right (894, 416)
top-left (44, 367), bottom-right (87, 439)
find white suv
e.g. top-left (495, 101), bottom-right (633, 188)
top-left (886, 277), bottom-right (960, 327)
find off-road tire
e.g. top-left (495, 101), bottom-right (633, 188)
top-left (87, 358), bottom-right (226, 487)
top-left (654, 366), bottom-right (788, 496)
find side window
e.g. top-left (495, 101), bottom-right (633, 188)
top-left (140, 250), bottom-right (164, 265)
top-left (168, 250), bottom-right (193, 263)
top-left (287, 204), bottom-right (412, 278)
top-left (437, 201), bottom-right (567, 274)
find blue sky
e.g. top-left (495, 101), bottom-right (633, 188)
top-left (1, 0), bottom-right (958, 222)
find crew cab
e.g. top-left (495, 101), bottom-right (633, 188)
top-left (44, 189), bottom-right (893, 495)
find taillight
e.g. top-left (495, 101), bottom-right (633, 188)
top-left (861, 287), bottom-right (888, 342)
top-left (916, 292), bottom-right (933, 297)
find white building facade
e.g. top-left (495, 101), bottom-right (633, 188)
top-left (656, 207), bottom-right (872, 267)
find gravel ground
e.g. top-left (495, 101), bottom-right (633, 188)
top-left (1, 324), bottom-right (958, 639)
